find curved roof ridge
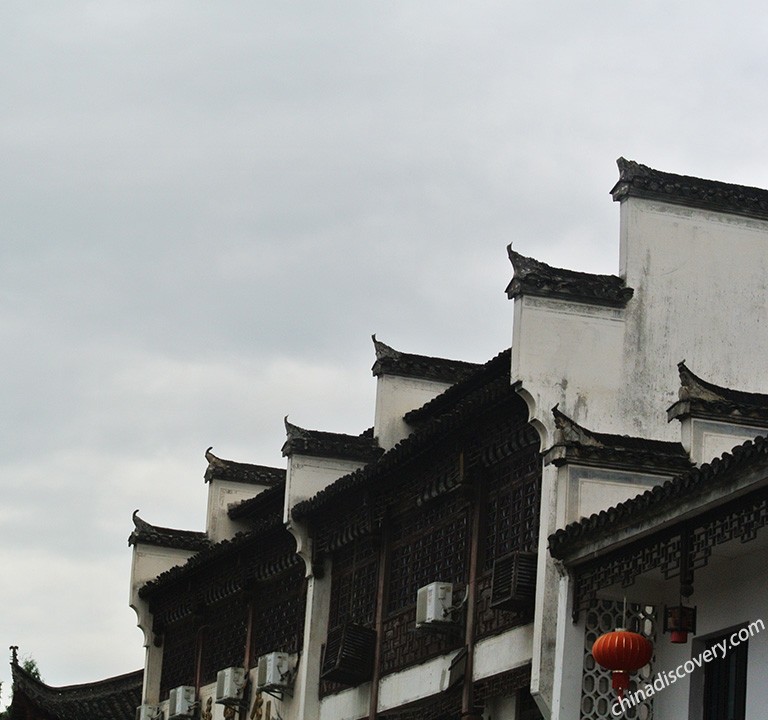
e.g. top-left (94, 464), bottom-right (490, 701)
top-left (281, 418), bottom-right (383, 462)
top-left (611, 157), bottom-right (768, 221)
top-left (370, 334), bottom-right (481, 383)
top-left (204, 447), bottom-right (285, 486)
top-left (404, 347), bottom-right (511, 425)
top-left (677, 361), bottom-right (768, 406)
top-left (128, 511), bottom-right (209, 551)
top-left (505, 245), bottom-right (633, 308)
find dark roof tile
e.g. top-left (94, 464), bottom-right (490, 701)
top-left (546, 405), bottom-right (692, 474)
top-left (505, 246), bottom-right (633, 308)
top-left (371, 335), bottom-right (480, 384)
top-left (128, 511), bottom-right (210, 552)
top-left (228, 480), bottom-right (285, 521)
top-left (611, 157), bottom-right (768, 220)
top-left (292, 348), bottom-right (516, 521)
top-left (10, 662), bottom-right (142, 720)
top-left (204, 448), bottom-right (285, 485)
top-left (668, 361), bottom-right (768, 426)
top-left (281, 419), bottom-right (383, 462)
top-left (548, 435), bottom-right (768, 560)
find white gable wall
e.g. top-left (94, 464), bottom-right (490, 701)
top-left (518, 196), bottom-right (768, 718)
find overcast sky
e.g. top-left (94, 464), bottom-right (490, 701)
top-left (2, 1), bottom-right (768, 702)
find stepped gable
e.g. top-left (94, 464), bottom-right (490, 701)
top-left (9, 660), bottom-right (142, 720)
top-left (128, 510), bottom-right (210, 552)
top-left (371, 335), bottom-right (480, 383)
top-left (505, 246), bottom-right (633, 308)
top-left (610, 157), bottom-right (768, 221)
top-left (548, 434), bottom-right (768, 560)
top-left (668, 361), bottom-right (768, 426)
top-left (546, 405), bottom-right (692, 473)
top-left (281, 418), bottom-right (383, 462)
top-left (292, 349), bottom-right (518, 522)
top-left (204, 447), bottom-right (285, 485)
top-left (228, 479), bottom-right (286, 521)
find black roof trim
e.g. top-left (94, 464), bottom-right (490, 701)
top-left (610, 157), bottom-right (768, 221)
top-left (668, 362), bottom-right (768, 426)
top-left (228, 480), bottom-right (286, 521)
top-left (281, 418), bottom-right (383, 462)
top-left (10, 662), bottom-right (142, 720)
top-left (128, 511), bottom-right (210, 552)
top-left (371, 335), bottom-right (480, 384)
top-left (204, 447), bottom-right (285, 486)
top-left (138, 514), bottom-right (287, 598)
top-left (292, 349), bottom-right (517, 521)
top-left (505, 246), bottom-right (633, 308)
top-left (404, 348), bottom-right (511, 425)
top-left (548, 435), bottom-right (768, 560)
top-left (546, 405), bottom-right (692, 473)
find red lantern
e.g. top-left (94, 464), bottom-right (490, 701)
top-left (592, 629), bottom-right (653, 697)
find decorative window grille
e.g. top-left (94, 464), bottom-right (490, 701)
top-left (159, 619), bottom-right (197, 699)
top-left (581, 599), bottom-right (655, 720)
top-left (199, 597), bottom-right (248, 684)
top-left (387, 492), bottom-right (469, 615)
top-left (327, 538), bottom-right (378, 631)
top-left (250, 564), bottom-right (307, 662)
top-left (483, 446), bottom-right (540, 571)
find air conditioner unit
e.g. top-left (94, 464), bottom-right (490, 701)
top-left (215, 666), bottom-right (246, 706)
top-left (168, 686), bottom-right (196, 719)
top-left (136, 705), bottom-right (163, 720)
top-left (255, 652), bottom-right (296, 693)
top-left (320, 623), bottom-right (376, 686)
top-left (490, 551), bottom-right (537, 612)
top-left (416, 582), bottom-right (454, 627)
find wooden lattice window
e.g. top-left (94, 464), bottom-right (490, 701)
top-left (327, 538), bottom-right (378, 631)
top-left (159, 618), bottom-right (197, 699)
top-left (483, 446), bottom-right (540, 571)
top-left (200, 597), bottom-right (248, 684)
top-left (387, 493), bottom-right (470, 615)
top-left (250, 565), bottom-right (307, 662)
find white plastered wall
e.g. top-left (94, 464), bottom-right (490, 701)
top-left (205, 478), bottom-right (272, 543)
top-left (373, 374), bottom-right (453, 450)
top-left (517, 196), bottom-right (768, 717)
top-left (130, 543), bottom-right (199, 703)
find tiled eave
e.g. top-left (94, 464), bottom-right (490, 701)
top-left (544, 405), bottom-right (692, 474)
top-left (128, 511), bottom-right (210, 552)
top-left (371, 335), bottom-right (480, 384)
top-left (10, 663), bottom-right (142, 720)
top-left (404, 348), bottom-right (510, 426)
top-left (548, 435), bottom-right (768, 564)
top-left (505, 246), bottom-right (633, 308)
top-left (292, 351), bottom-right (517, 522)
top-left (228, 479), bottom-right (286, 521)
top-left (611, 157), bottom-right (768, 221)
top-left (281, 420), bottom-right (383, 462)
top-left (668, 361), bottom-right (768, 426)
top-left (138, 514), bottom-right (287, 599)
top-left (204, 447), bottom-right (285, 485)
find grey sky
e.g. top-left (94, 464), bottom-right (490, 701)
top-left (2, 1), bottom-right (767, 701)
